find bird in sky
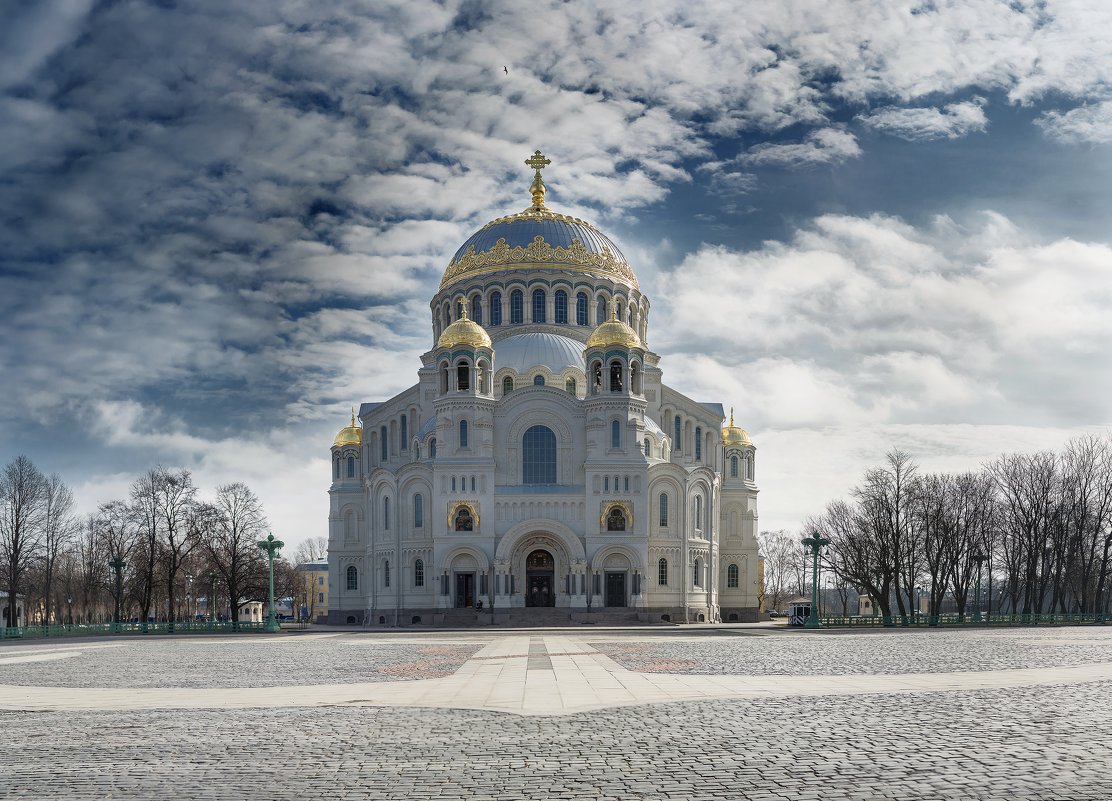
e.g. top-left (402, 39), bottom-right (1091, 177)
top-left (503, 66), bottom-right (508, 74)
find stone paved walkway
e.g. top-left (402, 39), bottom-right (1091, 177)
top-left (3, 627), bottom-right (1111, 799)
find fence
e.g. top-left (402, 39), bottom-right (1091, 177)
top-left (0, 620), bottom-right (269, 639)
top-left (815, 612), bottom-right (1105, 628)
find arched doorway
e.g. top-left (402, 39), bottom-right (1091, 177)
top-left (525, 549), bottom-right (555, 607)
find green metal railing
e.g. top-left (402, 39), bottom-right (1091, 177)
top-left (0, 620), bottom-right (269, 640)
top-left (813, 612), bottom-right (1106, 628)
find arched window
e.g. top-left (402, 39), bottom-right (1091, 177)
top-left (440, 363), bottom-right (449, 394)
top-left (510, 289), bottom-right (524, 324)
top-left (565, 378), bottom-right (576, 395)
top-left (333, 459), bottom-right (339, 480)
top-left (429, 438), bottom-right (437, 459)
top-left (611, 420), bottom-right (621, 449)
top-left (747, 455), bottom-right (754, 480)
top-left (347, 456), bottom-right (355, 478)
top-left (576, 292), bottom-right (588, 325)
top-left (730, 455), bottom-right (739, 478)
top-left (659, 493), bottom-right (668, 526)
top-left (470, 295), bottom-right (482, 324)
top-left (694, 495), bottom-right (702, 529)
top-left (609, 361), bottom-right (623, 392)
top-left (596, 296), bottom-right (607, 323)
top-left (693, 558), bottom-right (702, 587)
top-left (616, 299), bottom-right (623, 320)
top-left (384, 560), bottom-right (390, 588)
top-left (695, 427), bottom-right (702, 461)
top-left (606, 506), bottom-right (626, 531)
top-left (413, 494), bottom-right (423, 528)
top-left (400, 415), bottom-right (408, 449)
top-left (459, 419), bottom-right (468, 448)
top-left (727, 563), bottom-right (739, 588)
top-left (346, 565), bottom-right (358, 590)
top-left (414, 559), bottom-right (425, 587)
top-left (604, 476), bottom-right (609, 492)
top-left (457, 361), bottom-right (470, 391)
top-left (658, 558), bottom-right (668, 585)
top-left (378, 426), bottom-right (387, 460)
top-left (443, 304), bottom-right (451, 329)
top-left (383, 497), bottom-right (390, 530)
top-left (490, 291), bottom-right (502, 326)
top-left (502, 376), bottom-right (514, 395)
top-left (532, 289), bottom-right (546, 323)
top-left (673, 416), bottom-right (681, 452)
top-left (554, 290), bottom-right (568, 324)
top-left (522, 425), bottom-right (557, 484)
top-left (643, 439), bottom-right (651, 457)
top-left (533, 374), bottom-right (545, 386)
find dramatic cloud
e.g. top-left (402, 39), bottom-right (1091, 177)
top-left (2, 1), bottom-right (1111, 545)
top-left (859, 99), bottom-right (988, 141)
top-left (1037, 100), bottom-right (1112, 144)
top-left (740, 128), bottom-right (862, 167)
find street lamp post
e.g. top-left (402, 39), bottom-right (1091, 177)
top-left (256, 533), bottom-right (285, 633)
top-left (109, 555), bottom-right (126, 631)
top-left (801, 534), bottom-right (830, 629)
top-left (207, 569), bottom-right (218, 625)
top-left (972, 550), bottom-right (987, 624)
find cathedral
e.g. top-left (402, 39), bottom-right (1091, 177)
top-left (327, 153), bottom-right (760, 625)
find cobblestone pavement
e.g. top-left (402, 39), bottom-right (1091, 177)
top-left (591, 627), bottom-right (1112, 674)
top-left (2, 627), bottom-right (1111, 799)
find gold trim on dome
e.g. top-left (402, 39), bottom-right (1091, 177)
top-left (440, 231), bottom-right (639, 291)
top-left (722, 407), bottom-right (753, 447)
top-left (586, 300), bottom-right (641, 350)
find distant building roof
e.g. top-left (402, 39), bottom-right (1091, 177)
top-left (297, 560), bottom-right (328, 571)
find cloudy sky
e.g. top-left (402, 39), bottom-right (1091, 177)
top-left (2, 1), bottom-right (1111, 551)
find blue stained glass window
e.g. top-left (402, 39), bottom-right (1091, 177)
top-left (414, 494), bottom-right (423, 528)
top-left (347, 456), bottom-right (355, 478)
top-left (400, 415), bottom-right (407, 448)
top-left (522, 425), bottom-right (557, 484)
top-left (695, 427), bottom-right (702, 461)
top-left (459, 419), bottom-right (468, 448)
top-left (611, 420), bottom-right (621, 448)
top-left (471, 295), bottom-right (482, 324)
top-left (673, 416), bottom-right (681, 452)
top-left (596, 296), bottom-right (607, 323)
top-left (577, 293), bottom-right (588, 325)
top-left (384, 497), bottom-right (390, 530)
top-left (533, 375), bottom-right (545, 386)
top-left (659, 493), bottom-right (668, 526)
top-left (532, 289), bottom-right (546, 323)
top-left (429, 438), bottom-right (436, 459)
top-left (381, 426), bottom-right (388, 460)
top-left (730, 455), bottom-right (738, 478)
top-left (511, 290), bottom-right (523, 324)
top-left (490, 292), bottom-right (502, 326)
top-left (554, 290), bottom-right (568, 324)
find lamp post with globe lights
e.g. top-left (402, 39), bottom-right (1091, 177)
top-left (256, 534), bottom-right (284, 633)
top-left (801, 533), bottom-right (830, 629)
top-left (972, 549), bottom-right (987, 623)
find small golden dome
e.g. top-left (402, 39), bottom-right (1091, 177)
top-left (333, 409), bottom-right (363, 448)
top-left (722, 408), bottom-right (752, 447)
top-left (437, 306), bottom-right (493, 350)
top-left (585, 302), bottom-right (641, 350)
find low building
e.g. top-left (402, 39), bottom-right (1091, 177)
top-left (296, 559), bottom-right (329, 622)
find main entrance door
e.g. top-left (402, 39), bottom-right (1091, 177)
top-left (525, 549), bottom-right (555, 607)
top-left (455, 572), bottom-right (475, 608)
top-left (605, 572), bottom-right (626, 607)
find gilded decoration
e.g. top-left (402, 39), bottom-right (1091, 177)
top-left (333, 409), bottom-right (363, 447)
top-left (586, 301), bottom-right (642, 350)
top-left (599, 500), bottom-right (634, 531)
top-left (447, 501), bottom-right (479, 532)
top-left (436, 306), bottom-right (493, 350)
top-left (722, 407), bottom-right (753, 447)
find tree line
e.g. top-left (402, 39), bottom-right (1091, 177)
top-left (794, 436), bottom-right (1112, 623)
top-left (0, 456), bottom-right (325, 627)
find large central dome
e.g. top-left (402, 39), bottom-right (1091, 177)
top-left (439, 152), bottom-right (638, 292)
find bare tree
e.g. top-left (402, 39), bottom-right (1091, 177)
top-left (155, 468), bottom-right (199, 628)
top-left (95, 499), bottom-right (138, 623)
top-left (130, 470), bottom-right (161, 622)
top-left (810, 498), bottom-right (898, 621)
top-left (293, 535), bottom-right (328, 565)
top-left (203, 482), bottom-right (269, 625)
top-left (0, 456), bottom-right (48, 629)
top-left (757, 529), bottom-right (797, 612)
top-left (39, 473), bottom-right (77, 625)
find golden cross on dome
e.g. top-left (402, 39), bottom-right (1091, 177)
top-left (525, 150), bottom-right (551, 209)
top-left (729, 407), bottom-right (735, 426)
top-left (525, 150), bottom-right (551, 173)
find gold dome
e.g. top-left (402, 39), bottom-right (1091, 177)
top-left (333, 410), bottom-right (363, 448)
top-left (437, 306), bottom-right (493, 350)
top-left (585, 303), bottom-right (641, 350)
top-left (722, 408), bottom-right (752, 448)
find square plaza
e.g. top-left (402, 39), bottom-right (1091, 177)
top-left (3, 625), bottom-right (1112, 800)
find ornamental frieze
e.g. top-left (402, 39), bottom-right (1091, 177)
top-left (440, 234), bottom-right (639, 290)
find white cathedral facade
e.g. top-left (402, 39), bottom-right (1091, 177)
top-left (327, 153), bottom-right (760, 625)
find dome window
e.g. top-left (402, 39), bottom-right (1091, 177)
top-left (565, 378), bottom-right (576, 395)
top-left (457, 361), bottom-right (470, 391)
top-left (490, 291), bottom-right (502, 326)
top-left (532, 289), bottom-right (546, 323)
top-left (502, 376), bottom-right (514, 395)
top-left (470, 295), bottom-right (482, 325)
top-left (510, 290), bottom-right (523, 324)
top-left (576, 293), bottom-right (588, 326)
top-left (609, 361), bottom-right (623, 392)
top-left (554, 290), bottom-right (568, 324)
top-left (533, 375), bottom-right (545, 386)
